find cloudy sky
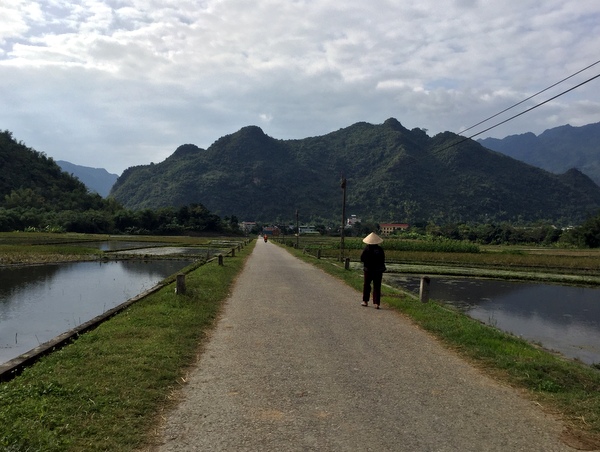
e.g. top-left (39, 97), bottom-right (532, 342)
top-left (1, 0), bottom-right (599, 174)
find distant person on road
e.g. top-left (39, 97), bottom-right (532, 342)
top-left (264, 234), bottom-right (268, 243)
top-left (360, 232), bottom-right (386, 309)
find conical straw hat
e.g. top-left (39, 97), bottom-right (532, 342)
top-left (362, 232), bottom-right (383, 244)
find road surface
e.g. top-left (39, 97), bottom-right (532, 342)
top-left (153, 240), bottom-right (574, 451)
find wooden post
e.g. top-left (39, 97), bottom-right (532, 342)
top-left (344, 257), bottom-right (350, 270)
top-left (317, 249), bottom-right (321, 259)
top-left (176, 274), bottom-right (186, 295)
top-left (420, 276), bottom-right (430, 303)
top-left (340, 176), bottom-right (346, 262)
top-left (218, 254), bottom-right (224, 266)
top-left (231, 247), bottom-right (235, 257)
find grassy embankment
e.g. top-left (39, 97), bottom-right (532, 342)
top-left (0, 233), bottom-right (253, 451)
top-left (278, 237), bottom-right (600, 450)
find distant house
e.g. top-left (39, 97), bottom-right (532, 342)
top-left (263, 226), bottom-right (281, 236)
top-left (380, 223), bottom-right (409, 235)
top-left (240, 221), bottom-right (257, 233)
top-left (298, 225), bottom-right (318, 234)
top-left (346, 215), bottom-right (361, 227)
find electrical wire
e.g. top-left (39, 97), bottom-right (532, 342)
top-left (458, 59), bottom-right (600, 135)
top-left (465, 72), bottom-right (600, 140)
top-left (434, 71), bottom-right (600, 153)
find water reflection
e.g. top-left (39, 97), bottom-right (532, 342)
top-left (80, 240), bottom-right (231, 256)
top-left (90, 241), bottom-right (169, 251)
top-left (385, 275), bottom-right (600, 365)
top-left (115, 247), bottom-right (223, 256)
top-left (0, 260), bottom-right (191, 365)
top-left (57, 240), bottom-right (170, 251)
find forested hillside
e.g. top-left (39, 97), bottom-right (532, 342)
top-left (478, 122), bottom-right (600, 186)
top-left (111, 118), bottom-right (600, 225)
top-left (0, 130), bottom-right (234, 234)
top-left (0, 130), bottom-right (105, 212)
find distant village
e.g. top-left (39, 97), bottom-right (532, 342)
top-left (240, 215), bottom-right (409, 237)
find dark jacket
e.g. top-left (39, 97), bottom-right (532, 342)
top-left (360, 244), bottom-right (386, 273)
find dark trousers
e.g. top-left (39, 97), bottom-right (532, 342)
top-left (363, 270), bottom-right (383, 304)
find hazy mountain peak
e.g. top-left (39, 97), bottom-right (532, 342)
top-left (57, 160), bottom-right (119, 197)
top-left (478, 121), bottom-right (600, 185)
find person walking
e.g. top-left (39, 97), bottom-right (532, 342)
top-left (360, 232), bottom-right (386, 309)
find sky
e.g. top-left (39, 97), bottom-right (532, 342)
top-left (1, 0), bottom-right (599, 175)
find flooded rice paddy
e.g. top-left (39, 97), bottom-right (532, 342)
top-left (386, 274), bottom-right (600, 365)
top-left (0, 260), bottom-right (192, 365)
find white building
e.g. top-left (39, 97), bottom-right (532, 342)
top-left (346, 215), bottom-right (361, 226)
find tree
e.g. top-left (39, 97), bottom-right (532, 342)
top-left (113, 209), bottom-right (138, 231)
top-left (578, 214), bottom-right (600, 248)
top-left (4, 188), bottom-right (45, 209)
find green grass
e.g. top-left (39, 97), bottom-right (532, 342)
top-left (293, 235), bottom-right (600, 282)
top-left (0, 244), bottom-right (104, 265)
top-left (0, 239), bottom-right (252, 451)
top-left (279, 241), bottom-right (600, 448)
top-left (290, 236), bottom-right (480, 253)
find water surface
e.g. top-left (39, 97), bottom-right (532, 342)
top-left (0, 260), bottom-right (191, 364)
top-left (386, 275), bottom-right (600, 365)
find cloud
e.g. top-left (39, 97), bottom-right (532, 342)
top-left (1, 0), bottom-right (599, 173)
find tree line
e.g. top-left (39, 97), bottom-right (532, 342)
top-left (415, 218), bottom-right (600, 248)
top-left (261, 215), bottom-right (600, 248)
top-left (0, 202), bottom-right (241, 236)
top-left (3, 195), bottom-right (600, 247)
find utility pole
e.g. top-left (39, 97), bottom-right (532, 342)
top-left (295, 209), bottom-right (299, 249)
top-left (340, 175), bottom-right (346, 262)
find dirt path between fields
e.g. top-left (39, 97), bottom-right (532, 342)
top-left (149, 241), bottom-right (580, 451)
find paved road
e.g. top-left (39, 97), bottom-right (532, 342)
top-left (154, 241), bottom-right (574, 451)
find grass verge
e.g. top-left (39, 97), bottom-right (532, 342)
top-left (279, 243), bottom-right (600, 450)
top-left (0, 240), bottom-right (253, 452)
top-left (0, 244), bottom-right (104, 265)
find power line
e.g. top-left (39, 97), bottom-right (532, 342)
top-left (436, 72), bottom-right (600, 152)
top-left (458, 59), bottom-right (600, 135)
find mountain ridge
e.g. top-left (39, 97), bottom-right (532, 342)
top-left (110, 119), bottom-right (600, 225)
top-left (478, 122), bottom-right (600, 185)
top-left (56, 160), bottom-right (119, 197)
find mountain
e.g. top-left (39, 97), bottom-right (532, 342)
top-left (110, 118), bottom-right (600, 225)
top-left (478, 122), bottom-right (600, 186)
top-left (57, 161), bottom-right (119, 197)
top-left (0, 130), bottom-right (106, 212)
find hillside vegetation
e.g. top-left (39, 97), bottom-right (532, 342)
top-left (110, 118), bottom-right (600, 225)
top-left (0, 131), bottom-right (236, 235)
top-left (0, 131), bottom-right (108, 214)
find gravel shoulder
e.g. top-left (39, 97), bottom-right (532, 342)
top-left (150, 241), bottom-right (575, 451)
